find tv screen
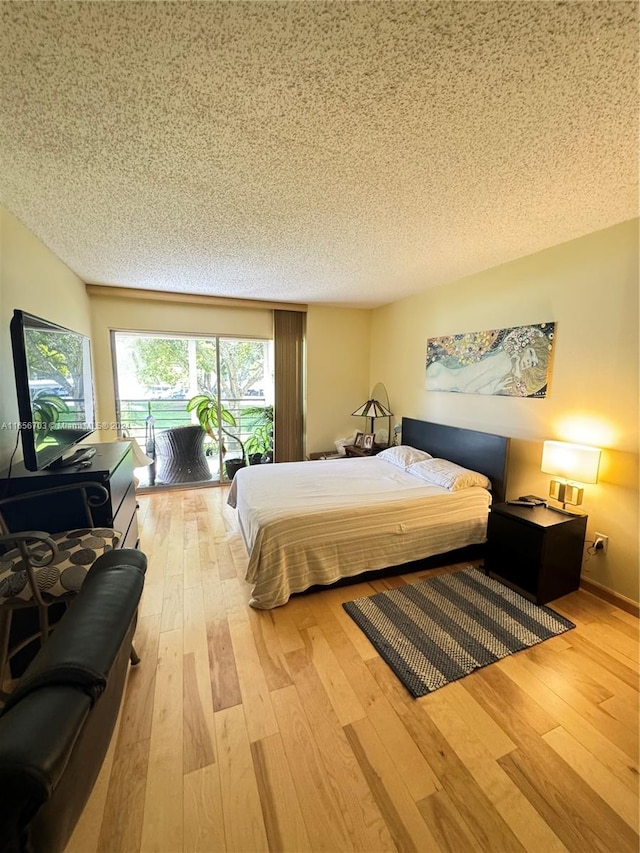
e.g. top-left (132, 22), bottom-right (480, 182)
top-left (10, 310), bottom-right (96, 471)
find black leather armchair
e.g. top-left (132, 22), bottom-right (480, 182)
top-left (0, 547), bottom-right (147, 853)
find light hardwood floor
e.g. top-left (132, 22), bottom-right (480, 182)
top-left (67, 486), bottom-right (639, 853)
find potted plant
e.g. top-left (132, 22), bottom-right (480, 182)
top-left (186, 393), bottom-right (247, 479)
top-left (243, 404), bottom-right (274, 464)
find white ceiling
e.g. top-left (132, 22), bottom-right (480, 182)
top-left (1, 2), bottom-right (637, 308)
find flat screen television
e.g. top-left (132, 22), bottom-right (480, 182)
top-left (10, 309), bottom-right (96, 471)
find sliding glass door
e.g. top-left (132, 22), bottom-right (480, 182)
top-left (112, 332), bottom-right (273, 487)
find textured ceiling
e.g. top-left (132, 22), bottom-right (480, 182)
top-left (0, 2), bottom-right (637, 308)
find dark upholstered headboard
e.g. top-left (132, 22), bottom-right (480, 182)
top-left (401, 418), bottom-right (510, 504)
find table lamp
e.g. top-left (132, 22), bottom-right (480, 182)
top-left (541, 440), bottom-right (601, 512)
top-left (119, 429), bottom-right (154, 488)
top-left (351, 398), bottom-right (393, 438)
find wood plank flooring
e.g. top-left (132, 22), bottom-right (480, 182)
top-left (67, 486), bottom-right (639, 853)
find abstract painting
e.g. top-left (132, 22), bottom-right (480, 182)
top-left (425, 322), bottom-right (555, 397)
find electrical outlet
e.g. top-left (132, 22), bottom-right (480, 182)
top-left (594, 532), bottom-right (608, 554)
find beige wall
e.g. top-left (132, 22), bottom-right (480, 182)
top-left (88, 293), bottom-right (273, 441)
top-left (89, 297), bottom-right (373, 457)
top-left (0, 207), bottom-right (92, 469)
top-left (305, 305), bottom-right (371, 453)
top-left (371, 219), bottom-right (640, 604)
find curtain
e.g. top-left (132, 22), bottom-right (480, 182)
top-left (274, 310), bottom-right (305, 462)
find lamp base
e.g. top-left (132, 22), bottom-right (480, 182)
top-left (548, 478), bottom-right (585, 511)
top-left (546, 501), bottom-right (586, 517)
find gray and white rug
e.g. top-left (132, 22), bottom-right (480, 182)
top-left (343, 567), bottom-right (575, 697)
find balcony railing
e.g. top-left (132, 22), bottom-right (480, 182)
top-left (118, 396), bottom-right (270, 488)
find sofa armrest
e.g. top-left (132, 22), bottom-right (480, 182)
top-left (0, 686), bottom-right (92, 852)
top-left (3, 549), bottom-right (147, 712)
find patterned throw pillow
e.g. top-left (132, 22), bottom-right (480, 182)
top-left (406, 458), bottom-right (491, 491)
top-left (0, 528), bottom-right (121, 604)
top-left (377, 445), bottom-right (433, 469)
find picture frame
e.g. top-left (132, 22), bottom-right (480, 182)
top-left (363, 433), bottom-right (375, 451)
top-left (426, 321), bottom-right (556, 398)
top-left (354, 431), bottom-right (364, 448)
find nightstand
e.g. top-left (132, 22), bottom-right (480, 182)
top-left (344, 444), bottom-right (387, 458)
top-left (484, 503), bottom-right (588, 604)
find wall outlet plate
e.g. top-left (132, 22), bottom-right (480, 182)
top-left (594, 532), bottom-right (609, 554)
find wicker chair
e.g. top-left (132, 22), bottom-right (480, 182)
top-left (0, 481), bottom-right (137, 702)
top-left (154, 425), bottom-right (212, 485)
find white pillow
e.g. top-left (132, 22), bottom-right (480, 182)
top-left (377, 445), bottom-right (432, 469)
top-left (406, 458), bottom-right (491, 491)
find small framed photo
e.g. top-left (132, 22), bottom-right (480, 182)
top-left (363, 433), bottom-right (375, 451)
top-left (354, 431), bottom-right (364, 448)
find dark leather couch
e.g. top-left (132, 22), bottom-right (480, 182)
top-left (0, 547), bottom-right (147, 853)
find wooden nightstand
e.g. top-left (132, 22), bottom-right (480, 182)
top-left (484, 503), bottom-right (588, 604)
top-left (344, 444), bottom-right (387, 458)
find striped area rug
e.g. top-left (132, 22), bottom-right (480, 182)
top-left (343, 567), bottom-right (575, 697)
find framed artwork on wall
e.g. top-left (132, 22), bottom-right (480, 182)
top-left (425, 322), bottom-right (555, 397)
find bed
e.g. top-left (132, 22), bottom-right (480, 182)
top-left (228, 417), bottom-right (510, 609)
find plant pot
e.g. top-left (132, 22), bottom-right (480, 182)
top-left (224, 458), bottom-right (246, 480)
top-left (248, 453), bottom-right (263, 466)
top-left (261, 451), bottom-right (273, 464)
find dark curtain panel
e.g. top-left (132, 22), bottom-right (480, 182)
top-left (274, 310), bottom-right (305, 462)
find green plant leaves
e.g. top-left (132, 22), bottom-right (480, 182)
top-left (187, 393), bottom-right (244, 459)
top-left (32, 393), bottom-right (70, 441)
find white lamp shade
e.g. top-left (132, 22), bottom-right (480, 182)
top-left (541, 441), bottom-right (601, 484)
top-left (119, 437), bottom-right (154, 468)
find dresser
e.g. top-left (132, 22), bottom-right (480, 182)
top-left (0, 441), bottom-right (139, 549)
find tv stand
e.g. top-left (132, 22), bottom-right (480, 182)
top-left (0, 442), bottom-right (139, 549)
top-left (48, 446), bottom-right (97, 469)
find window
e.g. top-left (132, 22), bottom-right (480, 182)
top-left (112, 332), bottom-right (273, 487)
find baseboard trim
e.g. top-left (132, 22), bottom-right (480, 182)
top-left (580, 578), bottom-right (639, 618)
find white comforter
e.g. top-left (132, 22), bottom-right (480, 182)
top-left (228, 456), bottom-right (491, 609)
